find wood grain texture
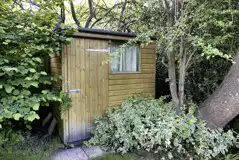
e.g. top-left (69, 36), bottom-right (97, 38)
top-left (108, 42), bottom-right (156, 106)
top-left (109, 74), bottom-right (155, 80)
top-left (109, 83), bottom-right (155, 91)
top-left (109, 88), bottom-right (154, 96)
top-left (55, 37), bottom-right (156, 143)
top-left (60, 38), bottom-right (109, 143)
top-left (109, 79), bottom-right (154, 85)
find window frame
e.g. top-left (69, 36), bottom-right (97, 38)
top-left (108, 40), bottom-right (141, 74)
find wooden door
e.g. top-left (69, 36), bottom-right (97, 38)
top-left (63, 38), bottom-right (109, 143)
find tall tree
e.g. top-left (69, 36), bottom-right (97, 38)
top-left (199, 54), bottom-right (239, 128)
top-left (128, 0), bottom-right (239, 125)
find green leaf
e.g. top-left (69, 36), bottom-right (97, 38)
top-left (5, 85), bottom-right (14, 93)
top-left (25, 77), bottom-right (32, 80)
top-left (3, 67), bottom-right (18, 72)
top-left (29, 68), bottom-right (36, 73)
top-left (20, 69), bottom-right (28, 74)
top-left (22, 90), bottom-right (31, 96)
top-left (66, 38), bottom-right (72, 42)
top-left (42, 90), bottom-right (48, 94)
top-left (0, 84), bottom-right (2, 89)
top-left (27, 113), bottom-right (40, 122)
top-left (13, 89), bottom-right (20, 95)
top-left (40, 71), bottom-right (47, 75)
top-left (32, 103), bottom-right (40, 111)
top-left (31, 81), bottom-right (39, 87)
top-left (13, 113), bottom-right (22, 120)
top-left (33, 57), bottom-right (41, 63)
top-left (26, 125), bottom-right (32, 130)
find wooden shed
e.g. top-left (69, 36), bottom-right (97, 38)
top-left (51, 28), bottom-right (157, 144)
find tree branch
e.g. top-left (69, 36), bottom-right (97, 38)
top-left (28, 0), bottom-right (40, 7)
top-left (70, 1), bottom-right (80, 28)
top-left (161, 57), bottom-right (168, 67)
top-left (60, 3), bottom-right (65, 23)
top-left (85, 0), bottom-right (94, 28)
top-left (90, 2), bottom-right (121, 28)
top-left (12, 0), bottom-right (25, 10)
top-left (117, 0), bottom-right (127, 31)
top-left (186, 49), bottom-right (196, 69)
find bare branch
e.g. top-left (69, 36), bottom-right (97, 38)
top-left (186, 49), bottom-right (196, 69)
top-left (90, 2), bottom-right (121, 28)
top-left (70, 1), bottom-right (80, 28)
top-left (162, 0), bottom-right (170, 11)
top-left (60, 3), bottom-right (65, 23)
top-left (118, 0), bottom-right (128, 31)
top-left (13, 0), bottom-right (25, 10)
top-left (28, 0), bottom-right (40, 7)
top-left (85, 0), bottom-right (94, 28)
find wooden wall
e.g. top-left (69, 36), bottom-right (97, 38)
top-left (51, 35), bottom-right (156, 143)
top-left (108, 42), bottom-right (156, 106)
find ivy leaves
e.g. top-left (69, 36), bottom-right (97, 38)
top-left (0, 2), bottom-right (72, 126)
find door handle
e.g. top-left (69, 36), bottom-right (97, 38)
top-left (64, 89), bottom-right (81, 93)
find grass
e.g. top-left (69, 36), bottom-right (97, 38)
top-left (90, 150), bottom-right (163, 160)
top-left (91, 154), bottom-right (136, 160)
top-left (0, 136), bottom-right (63, 160)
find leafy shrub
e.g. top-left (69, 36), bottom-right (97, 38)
top-left (0, 2), bottom-right (72, 126)
top-left (87, 97), bottom-right (238, 160)
top-left (224, 153), bottom-right (239, 160)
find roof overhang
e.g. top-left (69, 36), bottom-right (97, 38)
top-left (72, 28), bottom-right (158, 41)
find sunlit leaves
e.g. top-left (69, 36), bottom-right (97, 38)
top-left (4, 85), bottom-right (14, 94)
top-left (0, 1), bottom-right (72, 125)
top-left (32, 103), bottom-right (40, 111)
top-left (13, 113), bottom-right (21, 121)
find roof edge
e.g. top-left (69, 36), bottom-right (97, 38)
top-left (78, 28), bottom-right (137, 37)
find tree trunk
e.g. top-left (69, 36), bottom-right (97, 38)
top-left (178, 36), bottom-right (186, 107)
top-left (167, 50), bottom-right (180, 108)
top-left (199, 54), bottom-right (239, 128)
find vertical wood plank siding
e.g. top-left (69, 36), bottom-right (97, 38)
top-left (52, 34), bottom-right (156, 143)
top-left (60, 38), bottom-right (109, 143)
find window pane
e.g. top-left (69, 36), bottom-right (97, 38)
top-left (110, 42), bottom-right (140, 73)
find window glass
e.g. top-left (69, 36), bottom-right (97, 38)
top-left (110, 41), bottom-right (140, 72)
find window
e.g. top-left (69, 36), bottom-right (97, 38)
top-left (110, 41), bottom-right (140, 73)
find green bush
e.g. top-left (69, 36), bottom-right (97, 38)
top-left (0, 1), bottom-right (72, 127)
top-left (87, 97), bottom-right (238, 160)
top-left (224, 153), bottom-right (239, 160)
